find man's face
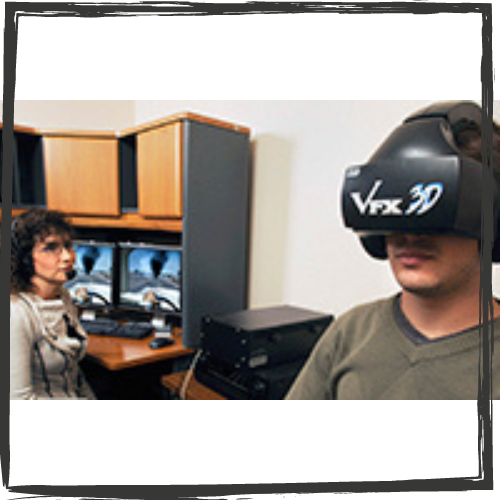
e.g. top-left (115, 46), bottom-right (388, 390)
top-left (385, 233), bottom-right (481, 299)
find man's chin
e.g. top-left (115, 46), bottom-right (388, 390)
top-left (403, 287), bottom-right (442, 299)
top-left (398, 279), bottom-right (443, 298)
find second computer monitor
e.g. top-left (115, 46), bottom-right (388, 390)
top-left (118, 242), bottom-right (182, 315)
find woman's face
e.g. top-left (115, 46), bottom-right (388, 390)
top-left (31, 231), bottom-right (75, 298)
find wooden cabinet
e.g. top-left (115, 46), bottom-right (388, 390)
top-left (4, 113), bottom-right (250, 229)
top-left (136, 121), bottom-right (183, 219)
top-left (42, 133), bottom-right (120, 217)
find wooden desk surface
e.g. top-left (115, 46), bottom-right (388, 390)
top-left (161, 371), bottom-right (227, 400)
top-left (86, 329), bottom-right (193, 371)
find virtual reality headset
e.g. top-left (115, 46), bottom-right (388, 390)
top-left (341, 101), bottom-right (499, 260)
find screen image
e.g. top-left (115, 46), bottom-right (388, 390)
top-left (65, 240), bottom-right (115, 307)
top-left (119, 243), bottom-right (182, 313)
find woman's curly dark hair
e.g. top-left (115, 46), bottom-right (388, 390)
top-left (10, 208), bottom-right (74, 294)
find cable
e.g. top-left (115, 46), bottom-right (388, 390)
top-left (156, 295), bottom-right (181, 313)
top-left (87, 290), bottom-right (110, 305)
top-left (179, 349), bottom-right (203, 400)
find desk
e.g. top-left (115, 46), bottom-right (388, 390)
top-left (161, 371), bottom-right (227, 400)
top-left (83, 329), bottom-right (193, 399)
top-left (85, 328), bottom-right (193, 371)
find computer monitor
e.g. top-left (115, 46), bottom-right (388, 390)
top-left (65, 240), bottom-right (116, 308)
top-left (118, 242), bottom-right (182, 316)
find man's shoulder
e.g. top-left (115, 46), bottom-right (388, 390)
top-left (328, 295), bottom-right (398, 342)
top-left (338, 295), bottom-right (396, 325)
top-left (314, 295), bottom-right (398, 356)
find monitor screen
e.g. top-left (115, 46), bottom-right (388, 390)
top-left (118, 242), bottom-right (182, 314)
top-left (65, 240), bottom-right (115, 307)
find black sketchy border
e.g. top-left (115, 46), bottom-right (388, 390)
top-left (0, 1), bottom-right (494, 499)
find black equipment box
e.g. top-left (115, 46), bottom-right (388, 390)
top-left (195, 355), bottom-right (307, 400)
top-left (199, 305), bottom-right (334, 371)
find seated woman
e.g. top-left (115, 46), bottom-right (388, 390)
top-left (10, 208), bottom-right (95, 399)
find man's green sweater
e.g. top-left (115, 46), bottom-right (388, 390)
top-left (286, 295), bottom-right (499, 400)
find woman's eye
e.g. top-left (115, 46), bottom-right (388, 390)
top-left (45, 243), bottom-right (60, 252)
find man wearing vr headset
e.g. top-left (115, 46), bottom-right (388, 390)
top-left (286, 101), bottom-right (500, 399)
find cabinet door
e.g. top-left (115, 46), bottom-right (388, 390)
top-left (136, 122), bottom-right (183, 218)
top-left (43, 136), bottom-right (120, 216)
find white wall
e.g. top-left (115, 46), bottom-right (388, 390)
top-left (135, 100), bottom-right (500, 318)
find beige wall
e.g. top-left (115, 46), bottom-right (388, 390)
top-left (2, 100), bottom-right (135, 131)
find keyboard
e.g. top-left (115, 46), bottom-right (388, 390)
top-left (80, 318), bottom-right (120, 335)
top-left (116, 322), bottom-right (155, 339)
top-left (80, 319), bottom-right (154, 339)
